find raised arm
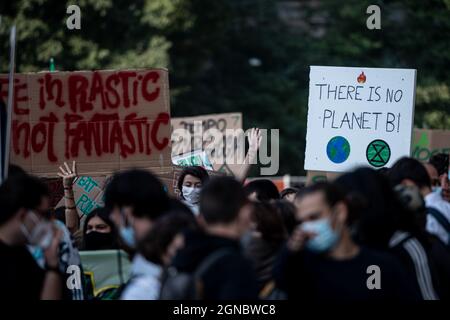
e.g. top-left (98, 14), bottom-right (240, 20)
top-left (235, 128), bottom-right (262, 182)
top-left (57, 161), bottom-right (79, 233)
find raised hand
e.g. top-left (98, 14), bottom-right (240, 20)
top-left (57, 161), bottom-right (77, 188)
top-left (248, 128), bottom-right (262, 155)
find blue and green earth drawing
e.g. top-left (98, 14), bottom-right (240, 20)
top-left (326, 136), bottom-right (350, 164)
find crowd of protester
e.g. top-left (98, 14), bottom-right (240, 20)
top-left (0, 151), bottom-right (449, 300)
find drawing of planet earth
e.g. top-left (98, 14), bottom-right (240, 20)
top-left (326, 136), bottom-right (350, 164)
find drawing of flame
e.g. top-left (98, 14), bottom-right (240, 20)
top-left (357, 71), bottom-right (366, 84)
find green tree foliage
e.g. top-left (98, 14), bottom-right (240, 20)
top-left (0, 0), bottom-right (176, 71)
top-left (0, 0), bottom-right (449, 175)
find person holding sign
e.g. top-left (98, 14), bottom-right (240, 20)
top-left (57, 161), bottom-right (79, 234)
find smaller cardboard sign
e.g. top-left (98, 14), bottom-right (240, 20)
top-left (55, 169), bottom-right (177, 219)
top-left (171, 112), bottom-right (243, 175)
top-left (42, 178), bottom-right (64, 208)
top-left (56, 176), bottom-right (108, 218)
top-left (412, 129), bottom-right (450, 162)
top-left (80, 250), bottom-right (131, 299)
top-left (171, 150), bottom-right (213, 170)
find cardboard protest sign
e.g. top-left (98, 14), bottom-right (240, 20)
top-left (171, 112), bottom-right (243, 175)
top-left (55, 169), bottom-right (175, 219)
top-left (171, 149), bottom-right (213, 170)
top-left (80, 250), bottom-right (131, 299)
top-left (0, 69), bottom-right (172, 177)
top-left (412, 129), bottom-right (450, 162)
top-left (305, 66), bottom-right (416, 172)
top-left (43, 178), bottom-right (64, 208)
top-left (56, 176), bottom-right (108, 217)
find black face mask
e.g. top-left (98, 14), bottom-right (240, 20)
top-left (84, 231), bottom-right (115, 251)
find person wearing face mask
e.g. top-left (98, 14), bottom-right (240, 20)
top-left (429, 153), bottom-right (450, 202)
top-left (121, 211), bottom-right (198, 300)
top-left (177, 166), bottom-right (209, 216)
top-left (104, 169), bottom-right (171, 251)
top-left (82, 208), bottom-right (118, 251)
top-left (0, 171), bottom-right (63, 300)
top-left (389, 157), bottom-right (450, 246)
top-left (273, 182), bottom-right (420, 301)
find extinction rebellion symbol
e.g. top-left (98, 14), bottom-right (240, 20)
top-left (366, 139), bottom-right (391, 167)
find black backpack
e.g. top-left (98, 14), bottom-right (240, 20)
top-left (159, 248), bottom-right (233, 300)
top-left (427, 207), bottom-right (450, 247)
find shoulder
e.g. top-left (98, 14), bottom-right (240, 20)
top-left (121, 275), bottom-right (161, 300)
top-left (359, 246), bottom-right (404, 270)
top-left (426, 194), bottom-right (450, 217)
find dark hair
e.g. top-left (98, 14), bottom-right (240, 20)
top-left (280, 187), bottom-right (299, 200)
top-left (83, 207), bottom-right (116, 236)
top-left (295, 182), bottom-right (359, 226)
top-left (296, 182), bottom-right (344, 207)
top-left (104, 169), bottom-right (169, 220)
top-left (82, 207), bottom-right (118, 249)
top-left (8, 164), bottom-right (27, 178)
top-left (244, 179), bottom-right (280, 202)
top-left (335, 167), bottom-right (419, 249)
top-left (251, 201), bottom-right (287, 244)
top-left (272, 200), bottom-right (297, 235)
top-left (0, 173), bottom-right (50, 225)
top-left (53, 206), bottom-right (66, 224)
top-left (388, 157), bottom-right (431, 189)
top-left (167, 197), bottom-right (195, 217)
top-left (138, 212), bottom-right (198, 265)
top-left (200, 176), bottom-right (248, 224)
top-left (177, 166), bottom-right (209, 199)
top-left (377, 167), bottom-right (390, 177)
top-left (429, 153), bottom-right (449, 176)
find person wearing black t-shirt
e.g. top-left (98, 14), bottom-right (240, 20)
top-left (0, 170), bottom-right (63, 300)
top-left (274, 182), bottom-right (421, 301)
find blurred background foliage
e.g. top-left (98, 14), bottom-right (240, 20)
top-left (0, 0), bottom-right (449, 175)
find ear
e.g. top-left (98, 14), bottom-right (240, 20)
top-left (334, 201), bottom-right (348, 226)
top-left (196, 214), bottom-right (207, 228)
top-left (16, 208), bottom-right (28, 221)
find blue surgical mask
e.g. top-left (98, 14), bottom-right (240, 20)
top-left (301, 218), bottom-right (339, 253)
top-left (119, 226), bottom-right (136, 248)
top-left (432, 186), bottom-right (442, 195)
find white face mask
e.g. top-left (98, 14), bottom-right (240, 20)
top-left (20, 211), bottom-right (54, 249)
top-left (182, 186), bottom-right (201, 204)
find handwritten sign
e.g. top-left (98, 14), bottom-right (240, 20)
top-left (171, 112), bottom-right (243, 175)
top-left (0, 69), bottom-right (172, 176)
top-left (56, 176), bottom-right (107, 217)
top-left (304, 66), bottom-right (416, 172)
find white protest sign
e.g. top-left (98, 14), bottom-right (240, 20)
top-left (304, 66), bottom-right (416, 172)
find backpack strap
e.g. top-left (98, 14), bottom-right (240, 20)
top-left (427, 207), bottom-right (450, 243)
top-left (193, 247), bottom-right (235, 299)
top-left (195, 248), bottom-right (235, 278)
